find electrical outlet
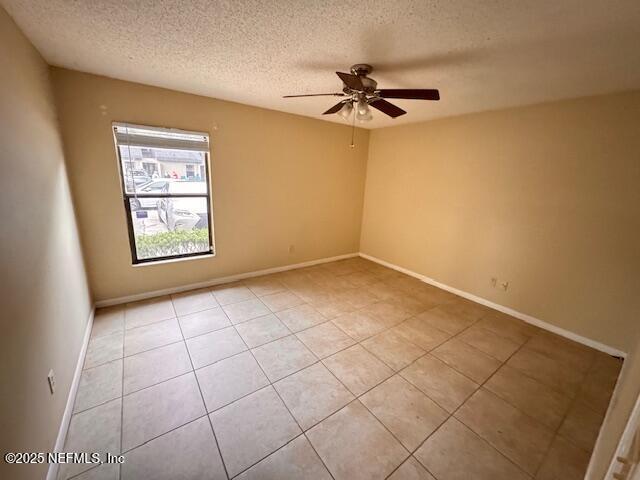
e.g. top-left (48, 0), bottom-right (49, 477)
top-left (47, 370), bottom-right (56, 394)
top-left (491, 277), bottom-right (497, 288)
top-left (501, 281), bottom-right (509, 291)
top-left (288, 245), bottom-right (295, 254)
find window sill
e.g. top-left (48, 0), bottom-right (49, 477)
top-left (132, 252), bottom-right (216, 268)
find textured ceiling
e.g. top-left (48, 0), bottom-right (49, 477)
top-left (3, 0), bottom-right (640, 128)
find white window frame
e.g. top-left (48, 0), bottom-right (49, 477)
top-left (112, 122), bottom-right (215, 264)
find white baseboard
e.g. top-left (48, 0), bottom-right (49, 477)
top-left (46, 307), bottom-right (95, 480)
top-left (95, 252), bottom-right (359, 308)
top-left (360, 252), bottom-right (626, 358)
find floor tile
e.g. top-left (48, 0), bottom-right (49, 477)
top-left (309, 294), bottom-right (355, 319)
top-left (292, 284), bottom-right (332, 304)
top-left (62, 264), bottom-right (614, 480)
top-left (70, 463), bottom-right (119, 480)
top-left (323, 260), bottom-right (359, 276)
top-left (261, 291), bottom-right (305, 312)
top-left (525, 332), bottom-right (595, 373)
top-left (252, 335), bottom-right (317, 382)
top-left (212, 283), bottom-right (256, 305)
top-left (196, 351), bottom-right (269, 412)
top-left (210, 386), bottom-right (301, 477)
top-left (387, 293), bottom-right (429, 316)
top-left (484, 365), bottom-right (572, 430)
top-left (441, 298), bottom-right (489, 322)
top-left (296, 321), bottom-right (356, 358)
top-left (171, 288), bottom-right (218, 316)
top-left (244, 275), bottom-right (288, 297)
top-left (336, 287), bottom-right (379, 309)
top-left (591, 352), bottom-right (623, 381)
top-left (431, 339), bottom-right (501, 383)
top-left (361, 375), bottom-right (447, 451)
top-left (235, 313), bottom-right (291, 348)
top-left (558, 400), bottom-right (604, 452)
top-left (411, 285), bottom-right (458, 307)
top-left (475, 311), bottom-right (538, 344)
top-left (363, 262), bottom-right (398, 278)
top-left (125, 296), bottom-right (175, 329)
top-left (507, 347), bottom-right (586, 396)
top-left (457, 326), bottom-right (520, 361)
top-left (74, 360), bottom-right (122, 413)
top-left (121, 417), bottom-right (226, 480)
top-left (415, 417), bottom-right (529, 480)
top-left (400, 355), bottom-right (478, 412)
top-left (332, 310), bottom-right (388, 341)
top-left (392, 318), bottom-right (451, 351)
top-left (186, 326), bottom-right (247, 369)
top-left (342, 270), bottom-right (380, 287)
top-left (276, 303), bottom-right (326, 332)
top-left (535, 435), bottom-right (591, 480)
top-left (274, 363), bottom-right (354, 430)
top-left (122, 372), bottom-right (205, 451)
top-left (123, 342), bottom-right (192, 394)
top-left (124, 318), bottom-right (182, 357)
top-left (222, 298), bottom-right (271, 324)
top-left (236, 435), bottom-right (332, 480)
top-left (307, 400), bottom-right (408, 480)
top-left (323, 344), bottom-right (393, 396)
top-left (91, 306), bottom-right (124, 339)
top-left (389, 276), bottom-right (426, 294)
top-left (388, 457), bottom-right (435, 480)
top-left (84, 331), bottom-right (123, 369)
top-left (580, 354), bottom-right (623, 415)
top-left (178, 307), bottom-right (231, 339)
top-left (454, 388), bottom-right (554, 474)
top-left (362, 330), bottom-right (426, 371)
top-left (362, 301), bottom-right (412, 326)
top-left (58, 398), bottom-right (121, 479)
top-left (413, 305), bottom-right (477, 336)
top-left (368, 281), bottom-right (401, 300)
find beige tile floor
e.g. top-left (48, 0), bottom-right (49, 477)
top-left (58, 257), bottom-right (623, 480)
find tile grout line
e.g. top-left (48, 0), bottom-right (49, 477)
top-left (224, 300), bottom-right (339, 480)
top-left (531, 350), bottom-right (601, 477)
top-left (89, 304), bottom-right (592, 479)
top-left (170, 292), bottom-right (232, 480)
top-left (408, 334), bottom-right (539, 479)
top-left (82, 260), bottom-right (615, 480)
top-left (376, 312), bottom-right (500, 480)
top-left (117, 306), bottom-right (127, 480)
top-left (375, 307), bottom-right (538, 480)
top-left (95, 274), bottom-right (495, 479)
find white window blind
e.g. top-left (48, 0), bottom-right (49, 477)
top-left (113, 123), bottom-right (209, 152)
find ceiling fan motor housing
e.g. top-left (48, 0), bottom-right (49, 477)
top-left (346, 64), bottom-right (378, 94)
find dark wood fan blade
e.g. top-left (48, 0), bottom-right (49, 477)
top-left (369, 99), bottom-right (407, 118)
top-left (283, 93), bottom-right (345, 98)
top-left (376, 89), bottom-right (440, 100)
top-left (336, 72), bottom-right (364, 91)
top-left (323, 101), bottom-right (347, 115)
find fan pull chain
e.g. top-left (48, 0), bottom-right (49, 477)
top-left (350, 107), bottom-right (356, 148)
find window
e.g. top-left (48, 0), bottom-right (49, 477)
top-left (112, 123), bottom-right (214, 264)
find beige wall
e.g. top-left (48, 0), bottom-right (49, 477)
top-left (50, 69), bottom-right (369, 302)
top-left (360, 91), bottom-right (640, 353)
top-left (0, 9), bottom-right (92, 480)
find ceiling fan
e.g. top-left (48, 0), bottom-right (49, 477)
top-left (283, 64), bottom-right (440, 122)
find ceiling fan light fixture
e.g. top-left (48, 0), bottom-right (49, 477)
top-left (355, 102), bottom-right (372, 122)
top-left (356, 109), bottom-right (373, 122)
top-left (337, 101), bottom-right (353, 120)
top-left (356, 96), bottom-right (369, 115)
